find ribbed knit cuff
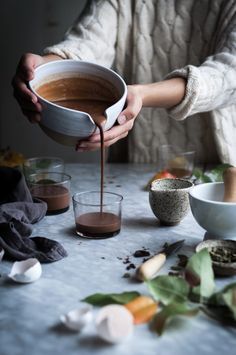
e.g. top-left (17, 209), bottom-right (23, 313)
top-left (165, 65), bottom-right (200, 120)
top-left (43, 40), bottom-right (84, 61)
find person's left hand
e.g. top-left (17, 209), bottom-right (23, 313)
top-left (75, 85), bottom-right (143, 152)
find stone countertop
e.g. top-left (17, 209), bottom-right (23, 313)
top-left (0, 163), bottom-right (236, 355)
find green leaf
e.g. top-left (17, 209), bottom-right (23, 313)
top-left (207, 163), bottom-right (233, 182)
top-left (185, 249), bottom-right (215, 301)
top-left (191, 168), bottom-right (212, 183)
top-left (201, 305), bottom-right (236, 326)
top-left (200, 174), bottom-right (213, 183)
top-left (222, 285), bottom-right (236, 318)
top-left (151, 303), bottom-right (199, 335)
top-left (191, 167), bottom-right (203, 180)
top-left (208, 282), bottom-right (236, 319)
top-left (82, 291), bottom-right (140, 306)
top-left (146, 275), bottom-right (190, 305)
top-left (192, 164), bottom-right (232, 184)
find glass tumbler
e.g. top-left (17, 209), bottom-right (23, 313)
top-left (23, 157), bottom-right (64, 183)
top-left (159, 145), bottom-right (195, 178)
top-left (73, 191), bottom-right (123, 239)
top-left (29, 172), bottom-right (71, 215)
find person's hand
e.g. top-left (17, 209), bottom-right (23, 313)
top-left (12, 53), bottom-right (61, 123)
top-left (76, 85), bottom-right (143, 151)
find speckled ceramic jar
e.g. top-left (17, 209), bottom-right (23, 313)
top-left (149, 178), bottom-right (194, 226)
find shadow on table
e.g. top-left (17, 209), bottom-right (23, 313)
top-left (122, 217), bottom-right (161, 229)
top-left (78, 335), bottom-right (113, 349)
top-left (50, 323), bottom-right (112, 349)
top-left (59, 226), bottom-right (79, 238)
top-left (50, 322), bottom-right (78, 336)
top-left (0, 277), bottom-right (28, 288)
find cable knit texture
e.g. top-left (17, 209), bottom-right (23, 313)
top-left (44, 0), bottom-right (236, 165)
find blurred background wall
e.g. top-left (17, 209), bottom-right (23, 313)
top-left (0, 0), bottom-right (100, 163)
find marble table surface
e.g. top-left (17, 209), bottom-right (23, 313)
top-left (1, 163), bottom-right (236, 355)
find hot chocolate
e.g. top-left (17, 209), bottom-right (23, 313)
top-left (76, 212), bottom-right (121, 238)
top-left (36, 74), bottom-right (119, 107)
top-left (30, 185), bottom-right (70, 215)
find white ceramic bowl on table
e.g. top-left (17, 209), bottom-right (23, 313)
top-left (189, 182), bottom-right (236, 240)
top-left (29, 60), bottom-right (127, 146)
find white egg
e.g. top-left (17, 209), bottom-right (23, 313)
top-left (60, 305), bottom-right (93, 331)
top-left (96, 304), bottom-right (134, 343)
top-left (8, 258), bottom-right (42, 283)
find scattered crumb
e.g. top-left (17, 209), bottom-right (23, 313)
top-left (123, 257), bottom-right (130, 265)
top-left (177, 254), bottom-right (189, 268)
top-left (168, 272), bottom-right (181, 277)
top-left (168, 254), bottom-right (189, 277)
top-left (170, 265), bottom-right (182, 271)
top-left (122, 273), bottom-right (131, 278)
top-left (133, 250), bottom-right (150, 258)
top-left (126, 263), bottom-right (136, 271)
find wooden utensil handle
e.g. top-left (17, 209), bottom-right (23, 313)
top-left (223, 167), bottom-right (236, 202)
top-left (136, 253), bottom-right (166, 281)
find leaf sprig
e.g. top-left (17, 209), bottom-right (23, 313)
top-left (82, 249), bottom-right (236, 335)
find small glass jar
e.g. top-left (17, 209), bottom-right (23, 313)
top-left (72, 191), bottom-right (123, 239)
top-left (29, 172), bottom-right (71, 215)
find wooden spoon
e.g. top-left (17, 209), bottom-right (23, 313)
top-left (223, 167), bottom-right (236, 202)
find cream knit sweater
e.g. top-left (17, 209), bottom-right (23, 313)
top-left (45, 0), bottom-right (236, 165)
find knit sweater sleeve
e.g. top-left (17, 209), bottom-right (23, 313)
top-left (44, 0), bottom-right (118, 68)
top-left (166, 6), bottom-right (236, 121)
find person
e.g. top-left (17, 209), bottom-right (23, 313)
top-left (12, 0), bottom-right (236, 165)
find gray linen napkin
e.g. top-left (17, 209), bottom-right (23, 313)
top-left (0, 167), bottom-right (68, 262)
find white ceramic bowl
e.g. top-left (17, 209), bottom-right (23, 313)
top-left (29, 60), bottom-right (127, 146)
top-left (189, 182), bottom-right (236, 239)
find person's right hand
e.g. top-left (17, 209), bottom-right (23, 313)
top-left (12, 53), bottom-right (61, 123)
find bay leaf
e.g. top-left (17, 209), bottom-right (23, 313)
top-left (185, 249), bottom-right (215, 301)
top-left (208, 282), bottom-right (236, 320)
top-left (222, 285), bottom-right (236, 319)
top-left (151, 302), bottom-right (199, 335)
top-left (82, 291), bottom-right (140, 306)
top-left (146, 275), bottom-right (189, 305)
top-left (202, 306), bottom-right (236, 327)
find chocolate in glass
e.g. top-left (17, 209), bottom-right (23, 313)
top-left (29, 172), bottom-right (71, 215)
top-left (73, 191), bottom-right (123, 239)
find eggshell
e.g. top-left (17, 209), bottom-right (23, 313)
top-left (8, 258), bottom-right (42, 283)
top-left (60, 305), bottom-right (93, 331)
top-left (96, 304), bottom-right (134, 343)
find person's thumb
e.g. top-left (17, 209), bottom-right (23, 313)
top-left (117, 89), bottom-right (142, 125)
top-left (117, 114), bottom-right (127, 125)
top-left (19, 53), bottom-right (42, 81)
